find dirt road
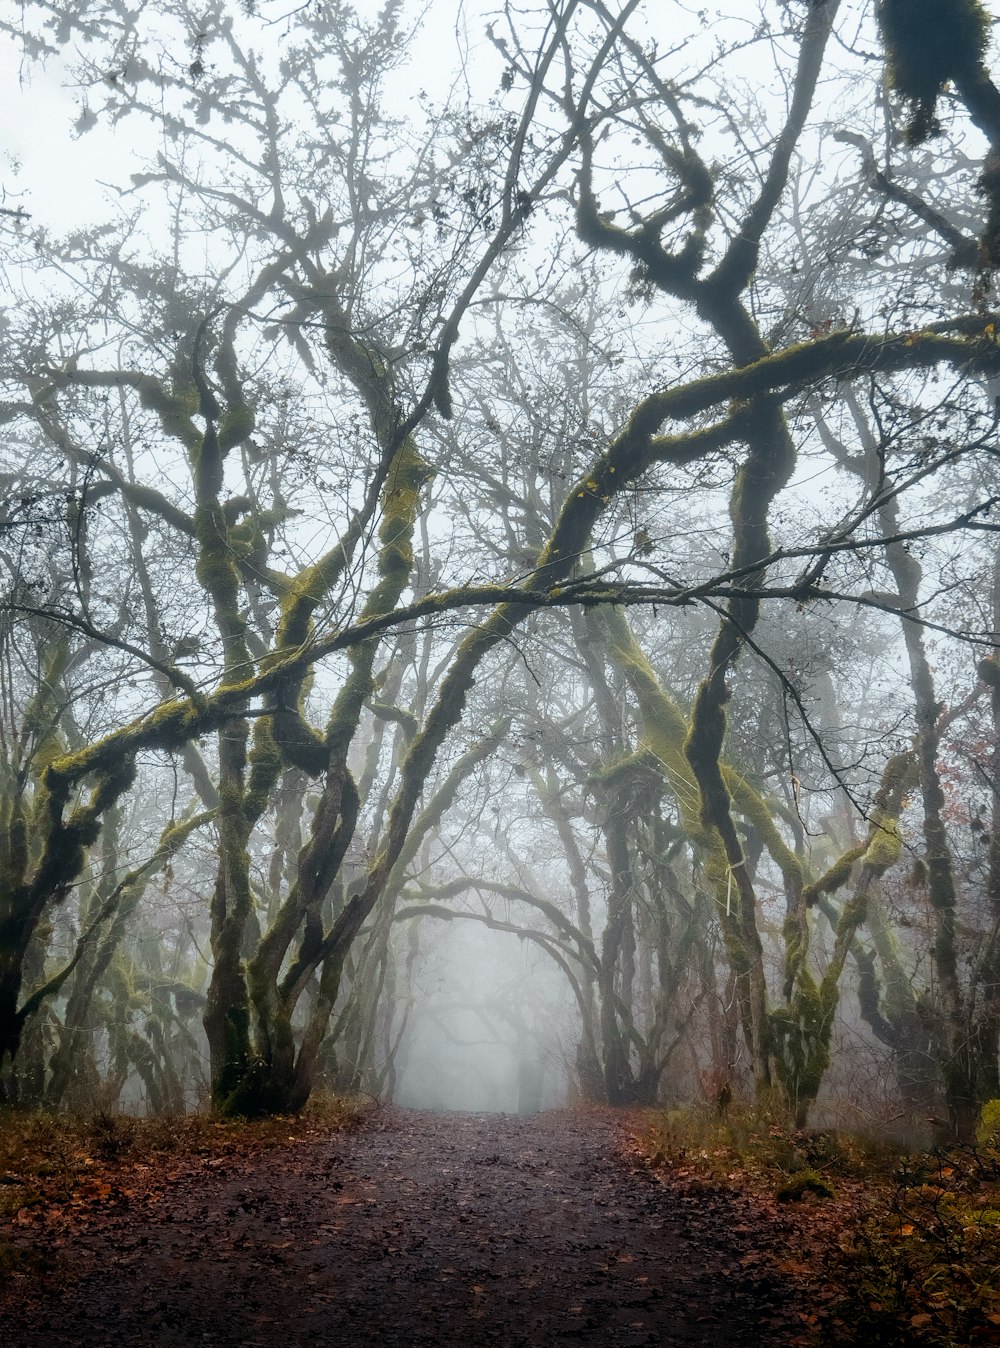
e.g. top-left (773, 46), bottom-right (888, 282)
top-left (2, 1108), bottom-right (808, 1346)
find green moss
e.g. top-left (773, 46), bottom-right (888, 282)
top-left (599, 609), bottom-right (703, 832)
top-left (588, 750), bottom-right (665, 814)
top-left (802, 843), bottom-right (867, 906)
top-left (170, 377), bottom-right (201, 414)
top-left (22, 641), bottom-right (70, 738)
top-left (271, 706), bottom-right (320, 773)
top-left (40, 694), bottom-right (206, 793)
top-left (244, 719), bottom-right (282, 820)
top-left (853, 752), bottom-right (912, 875)
top-left (193, 512), bottom-right (240, 605)
top-left (775, 1167), bottom-right (835, 1202)
top-left (878, 0), bottom-right (989, 143)
top-left (276, 554), bottom-right (342, 650)
top-left (192, 504), bottom-right (251, 679)
top-left (962, 1206), bottom-right (1000, 1227)
top-left (86, 758), bottom-right (138, 816)
top-left (977, 1098), bottom-right (1000, 1144)
top-left (227, 518), bottom-right (266, 568)
top-left (782, 912), bottom-right (807, 999)
top-left (728, 772), bottom-right (804, 891)
top-left (684, 673), bottom-right (731, 830)
top-left (276, 440), bottom-right (430, 653)
top-left (1, 801), bottom-right (28, 890)
top-left (217, 404), bottom-right (255, 454)
top-left (323, 439), bottom-right (431, 760)
top-left (864, 809), bottom-right (903, 871)
top-left (837, 891), bottom-right (869, 933)
top-left (771, 971), bottom-right (830, 1106)
top-left (137, 377), bottom-right (202, 452)
top-left (374, 445), bottom-right (429, 582)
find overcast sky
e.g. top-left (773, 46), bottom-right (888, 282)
top-left (0, 0), bottom-right (509, 234)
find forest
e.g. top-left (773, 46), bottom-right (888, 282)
top-left (2, 0), bottom-right (1000, 1162)
top-left (9, 2), bottom-right (1000, 1341)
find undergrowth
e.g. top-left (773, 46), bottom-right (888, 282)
top-left (639, 1103), bottom-right (1000, 1346)
top-left (642, 1100), bottom-right (899, 1189)
top-left (0, 1091), bottom-right (372, 1219)
top-left (847, 1146), bottom-right (1000, 1345)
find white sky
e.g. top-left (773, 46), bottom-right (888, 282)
top-left (1, 36), bottom-right (111, 226)
top-left (0, 1), bottom-right (506, 233)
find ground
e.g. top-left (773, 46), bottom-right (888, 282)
top-left (0, 1106), bottom-right (847, 1346)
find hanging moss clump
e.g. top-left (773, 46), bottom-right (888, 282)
top-left (770, 970), bottom-right (838, 1120)
top-left (877, 0), bottom-right (990, 143)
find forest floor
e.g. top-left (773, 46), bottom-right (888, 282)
top-left (0, 1103), bottom-right (835, 1347)
top-left (1, 1101), bottom-right (991, 1347)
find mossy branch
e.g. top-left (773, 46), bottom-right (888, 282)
top-left (15, 808), bottom-right (212, 1027)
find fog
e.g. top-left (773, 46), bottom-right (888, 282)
top-left (394, 923), bottom-right (572, 1115)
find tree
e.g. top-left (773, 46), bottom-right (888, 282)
top-left (4, 0), bottom-right (1000, 1133)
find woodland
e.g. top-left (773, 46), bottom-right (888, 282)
top-left (3, 0), bottom-right (1000, 1159)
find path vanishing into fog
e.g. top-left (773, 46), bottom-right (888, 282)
top-left (3, 1108), bottom-right (812, 1346)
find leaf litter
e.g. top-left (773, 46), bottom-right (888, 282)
top-left (1, 1106), bottom-right (833, 1346)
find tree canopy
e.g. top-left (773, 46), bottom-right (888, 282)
top-left (3, 0), bottom-right (1000, 1138)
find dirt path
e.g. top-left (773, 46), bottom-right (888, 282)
top-left (3, 1107), bottom-right (811, 1346)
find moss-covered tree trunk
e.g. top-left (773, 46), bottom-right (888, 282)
top-left (770, 753), bottom-right (908, 1127)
